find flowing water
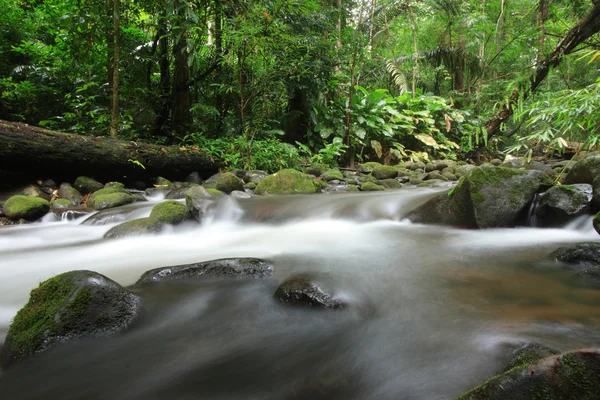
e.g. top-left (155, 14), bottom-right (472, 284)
top-left (1, 188), bottom-right (600, 400)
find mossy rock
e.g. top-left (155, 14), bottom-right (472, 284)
top-left (360, 182), bottom-right (385, 191)
top-left (215, 172), bottom-right (244, 194)
top-left (244, 170), bottom-right (268, 185)
top-left (2, 195), bottom-right (50, 220)
top-left (87, 188), bottom-right (133, 210)
top-left (442, 172), bottom-right (458, 181)
top-left (104, 181), bottom-right (125, 189)
top-left (404, 161), bottom-right (426, 171)
top-left (535, 184), bottom-right (592, 227)
top-left (74, 176), bottom-right (103, 194)
top-left (132, 193), bottom-right (147, 202)
top-left (357, 162), bottom-right (382, 174)
top-left (564, 154), bottom-right (600, 185)
top-left (149, 200), bottom-right (190, 224)
top-left (356, 173), bottom-right (379, 184)
top-left (185, 186), bottom-right (213, 222)
top-left (104, 217), bottom-right (163, 239)
top-left (206, 188), bottom-right (225, 196)
top-left (254, 169), bottom-right (320, 195)
top-left (155, 176), bottom-right (173, 187)
top-left (305, 164), bottom-right (328, 176)
top-left (551, 242), bottom-right (600, 267)
top-left (51, 198), bottom-right (74, 209)
top-left (380, 179), bottom-right (402, 189)
top-left (504, 344), bottom-right (558, 372)
top-left (424, 171), bottom-right (449, 181)
top-left (322, 169), bottom-right (344, 181)
top-left (244, 182), bottom-right (257, 190)
top-left (347, 185), bottom-right (359, 191)
top-left (594, 213), bottom-right (600, 235)
top-left (0, 270), bottom-right (140, 366)
top-left (371, 165), bottom-right (398, 180)
top-left (457, 349), bottom-right (600, 400)
top-left (57, 183), bottom-right (83, 205)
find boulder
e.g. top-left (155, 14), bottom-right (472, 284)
top-left (551, 242), bottom-right (600, 268)
top-left (305, 164), bottom-right (328, 177)
top-left (149, 200), bottom-right (190, 224)
top-left (424, 171), bottom-right (449, 181)
top-left (185, 186), bottom-right (213, 222)
top-left (535, 184), bottom-right (592, 227)
top-left (371, 165), bottom-right (398, 180)
top-left (185, 171), bottom-right (202, 184)
top-left (231, 190), bottom-right (252, 199)
top-left (244, 170), bottom-right (268, 185)
top-left (254, 169), bottom-right (320, 195)
top-left (103, 217), bottom-right (162, 239)
top-left (57, 183), bottom-right (83, 206)
top-left (274, 274), bottom-right (346, 309)
top-left (455, 164), bottom-right (475, 177)
top-left (380, 179), bottom-right (402, 189)
top-left (504, 343), bottom-right (559, 372)
top-left (104, 181), bottom-right (125, 189)
top-left (360, 182), bottom-right (385, 191)
top-left (164, 186), bottom-right (192, 199)
top-left (74, 176), bottom-right (103, 194)
top-left (87, 188), bottom-right (133, 210)
top-left (2, 195), bottom-right (50, 220)
top-left (322, 169), bottom-right (344, 181)
top-left (409, 165), bottom-right (552, 228)
top-left (137, 258), bottom-right (273, 284)
top-left (1, 270), bottom-right (140, 366)
top-left (457, 349), bottom-right (600, 400)
top-left (404, 161), bottom-right (426, 171)
top-left (564, 154), bottom-right (600, 185)
top-left (155, 176), bottom-right (173, 187)
top-left (215, 172), bottom-right (244, 194)
top-left (22, 185), bottom-right (50, 200)
top-left (51, 198), bottom-right (74, 209)
top-left (501, 155), bottom-right (524, 169)
top-left (357, 162), bottom-right (382, 174)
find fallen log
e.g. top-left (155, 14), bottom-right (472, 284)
top-left (0, 120), bottom-right (220, 184)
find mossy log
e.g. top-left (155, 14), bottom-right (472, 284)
top-left (0, 120), bottom-right (219, 183)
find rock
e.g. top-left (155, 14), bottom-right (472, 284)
top-left (51, 198), bottom-right (74, 209)
top-left (131, 193), bottom-right (147, 202)
top-left (305, 164), bottom-right (328, 176)
top-left (455, 164), bottom-right (475, 177)
top-left (457, 349), bottom-right (600, 400)
top-left (203, 173), bottom-right (221, 184)
top-left (155, 176), bottom-right (173, 187)
top-left (216, 172), bottom-right (244, 194)
top-left (535, 184), bottom-right (592, 227)
top-left (405, 161), bottom-right (426, 171)
top-left (244, 170), bottom-right (268, 185)
top-left (87, 188), bottom-right (133, 210)
top-left (322, 169), bottom-right (344, 181)
top-left (504, 343), bottom-right (558, 372)
top-left (206, 188), bottom-right (225, 196)
top-left (231, 190), bottom-right (251, 199)
top-left (501, 155), bottom-right (524, 169)
top-left (564, 154), bottom-right (600, 185)
top-left (137, 258), bottom-right (274, 284)
top-left (0, 270), bottom-right (140, 366)
top-left (594, 212), bottom-right (600, 234)
top-left (357, 162), bottom-right (382, 174)
top-left (490, 159), bottom-right (503, 166)
top-left (74, 176), bottom-right (103, 194)
top-left (254, 169), bottom-right (320, 195)
top-left (41, 178), bottom-right (57, 189)
top-left (424, 171), bottom-right (449, 181)
top-left (409, 165), bottom-right (552, 228)
top-left (57, 183), bottom-right (83, 205)
top-left (132, 180), bottom-right (147, 191)
top-left (185, 171), bottom-right (202, 184)
top-left (348, 185), bottom-right (359, 191)
top-left (360, 182), bottom-right (385, 191)
top-left (551, 242), bottom-right (600, 268)
top-left (371, 165), bottom-right (398, 180)
top-left (356, 173), bottom-right (379, 184)
top-left (244, 182), bottom-right (257, 190)
top-left (442, 172), bottom-right (458, 181)
top-left (164, 186), bottom-right (192, 199)
top-left (380, 179), bottom-right (402, 189)
top-left (145, 187), bottom-right (167, 197)
top-left (103, 217), bottom-right (162, 239)
top-left (104, 181), bottom-right (125, 189)
top-left (185, 186), bottom-right (213, 222)
top-left (22, 185), bottom-right (50, 200)
top-left (149, 200), bottom-right (190, 224)
top-left (274, 274), bottom-right (345, 309)
top-left (524, 160), bottom-right (550, 171)
top-left (2, 195), bottom-right (50, 220)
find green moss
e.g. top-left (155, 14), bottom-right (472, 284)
top-left (466, 166), bottom-right (524, 203)
top-left (322, 169), bottom-right (344, 181)
top-left (215, 172), bottom-right (244, 194)
top-left (207, 188), bottom-right (225, 196)
top-left (149, 200), bottom-right (189, 224)
top-left (104, 181), bottom-right (125, 189)
top-left (87, 192), bottom-right (133, 210)
top-left (254, 169), bottom-right (320, 195)
top-left (74, 176), bottom-right (103, 193)
top-left (104, 217), bottom-right (162, 238)
top-left (2, 195), bottom-right (50, 220)
top-left (52, 198), bottom-right (74, 208)
top-left (65, 287), bottom-right (93, 318)
top-left (360, 182), bottom-right (385, 191)
top-left (557, 185), bottom-right (576, 193)
top-left (593, 212), bottom-right (600, 235)
top-left (372, 165), bottom-right (398, 180)
top-left (559, 354), bottom-right (590, 391)
top-left (358, 162), bottom-right (382, 174)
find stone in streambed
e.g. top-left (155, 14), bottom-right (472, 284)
top-left (504, 343), bottom-right (559, 372)
top-left (551, 242), bottom-right (600, 268)
top-left (360, 182), bottom-right (385, 191)
top-left (149, 200), bottom-right (191, 224)
top-left (535, 184), bottom-right (592, 227)
top-left (357, 162), bottom-right (382, 174)
top-left (87, 188), bottom-right (133, 210)
top-left (137, 258), bottom-right (273, 284)
top-left (0, 270), bottom-right (140, 367)
top-left (254, 169), bottom-right (320, 195)
top-left (57, 183), bottom-right (83, 206)
top-left (322, 169), bottom-right (344, 182)
top-left (371, 165), bottom-right (398, 180)
top-left (2, 195), bottom-right (50, 220)
top-left (185, 186), bottom-right (213, 222)
top-left (103, 217), bottom-right (163, 239)
top-left (274, 274), bottom-right (346, 309)
top-left (215, 172), bottom-right (244, 194)
top-left (74, 176), bottom-right (103, 194)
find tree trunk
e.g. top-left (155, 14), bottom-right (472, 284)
top-left (154, 15), bottom-right (171, 137)
top-left (481, 2), bottom-right (600, 147)
top-left (109, 0), bottom-right (120, 138)
top-left (0, 120), bottom-right (218, 183)
top-left (171, 0), bottom-right (192, 140)
top-left (283, 87), bottom-right (309, 144)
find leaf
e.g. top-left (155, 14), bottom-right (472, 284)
top-left (413, 133), bottom-right (440, 149)
top-left (444, 114), bottom-right (452, 132)
top-left (371, 140), bottom-right (383, 158)
top-left (354, 127), bottom-right (366, 140)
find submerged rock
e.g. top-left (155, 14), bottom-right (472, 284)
top-left (2, 195), bottom-right (50, 220)
top-left (1, 270), bottom-right (140, 367)
top-left (457, 349), bottom-right (600, 400)
top-left (274, 274), bottom-right (346, 309)
top-left (137, 258), bottom-right (274, 284)
top-left (254, 169), bottom-right (320, 195)
top-left (535, 184), bottom-right (592, 227)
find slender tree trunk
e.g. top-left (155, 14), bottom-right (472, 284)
top-left (171, 0), bottom-right (192, 140)
top-left (109, 0), bottom-right (120, 138)
top-left (536, 0), bottom-right (549, 66)
top-left (408, 0), bottom-right (419, 97)
top-left (154, 14), bottom-right (171, 137)
top-left (214, 0), bottom-right (224, 125)
top-left (335, 0), bottom-right (343, 73)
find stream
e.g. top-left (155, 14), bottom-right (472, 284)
top-left (1, 188), bottom-right (600, 399)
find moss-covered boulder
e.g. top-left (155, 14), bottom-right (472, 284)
top-left (551, 242), bottom-right (600, 268)
top-left (357, 162), bottom-right (382, 174)
top-left (137, 258), bottom-right (273, 284)
top-left (103, 217), bottom-right (163, 239)
top-left (51, 198), bottom-right (74, 209)
top-left (322, 169), bottom-right (344, 181)
top-left (404, 161), bottom-right (426, 171)
top-left (149, 200), bottom-right (190, 224)
top-left (0, 270), bottom-right (140, 366)
top-left (564, 154), bottom-right (600, 185)
top-left (254, 169), bottom-right (320, 195)
top-left (380, 179), bottom-right (402, 189)
top-left (155, 176), bottom-right (173, 187)
top-left (360, 182), bottom-right (385, 191)
top-left (457, 349), bottom-right (600, 400)
top-left (2, 195), bottom-right (50, 220)
top-left (87, 188), bottom-right (133, 210)
top-left (215, 172), bottom-right (244, 194)
top-left (206, 188), bottom-right (225, 196)
top-left (424, 171), bottom-right (449, 181)
top-left (185, 186), bottom-right (213, 222)
top-left (305, 164), bottom-right (328, 176)
top-left (409, 165), bottom-right (552, 229)
top-left (57, 183), bottom-right (83, 206)
top-left (535, 184), bottom-right (593, 227)
top-left (274, 274), bottom-right (346, 310)
top-left (74, 176), bottom-right (103, 194)
top-left (372, 165), bottom-right (398, 180)
top-left (104, 181), bottom-right (125, 189)
top-left (504, 343), bottom-right (558, 372)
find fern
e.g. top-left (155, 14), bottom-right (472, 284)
top-left (385, 59), bottom-right (408, 93)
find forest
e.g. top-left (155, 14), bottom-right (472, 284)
top-left (1, 0), bottom-right (599, 172)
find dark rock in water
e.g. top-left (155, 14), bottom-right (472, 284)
top-left (74, 176), bottom-right (103, 194)
top-left (149, 200), bottom-right (191, 224)
top-left (578, 266), bottom-right (600, 286)
top-left (551, 242), bottom-right (600, 268)
top-left (185, 186), bottom-right (213, 222)
top-left (0, 270), bottom-right (140, 367)
top-left (274, 274), bottom-right (346, 309)
top-left (137, 258), bottom-right (274, 284)
top-left (22, 184), bottom-right (51, 200)
top-left (457, 349), bottom-right (600, 400)
top-left (185, 171), bottom-right (202, 184)
top-left (504, 343), bottom-right (558, 372)
top-left (216, 172), bottom-right (244, 194)
top-left (564, 154), bottom-right (600, 185)
top-left (87, 188), bottom-right (133, 210)
top-left (409, 165), bottom-right (552, 229)
top-left (104, 217), bottom-right (162, 239)
top-left (2, 195), bottom-right (50, 220)
top-left (165, 186), bottom-right (194, 199)
top-left (57, 183), bottom-right (83, 206)
top-left (535, 184), bottom-right (592, 227)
